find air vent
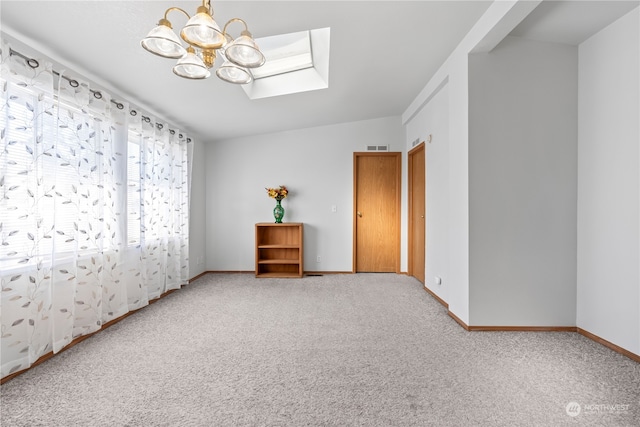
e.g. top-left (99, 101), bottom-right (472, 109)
top-left (366, 145), bottom-right (390, 152)
top-left (412, 138), bottom-right (420, 147)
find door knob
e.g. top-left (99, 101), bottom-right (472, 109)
top-left (357, 211), bottom-right (362, 217)
top-left (421, 215), bottom-right (424, 218)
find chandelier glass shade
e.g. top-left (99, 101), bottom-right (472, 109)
top-left (140, 19), bottom-right (187, 59)
top-left (224, 31), bottom-right (265, 68)
top-left (141, 0), bottom-right (265, 83)
top-left (173, 47), bottom-right (211, 79)
top-left (180, 6), bottom-right (226, 49)
top-left (216, 60), bottom-right (252, 84)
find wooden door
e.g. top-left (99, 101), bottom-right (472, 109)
top-left (408, 144), bottom-right (426, 283)
top-left (353, 152), bottom-right (401, 272)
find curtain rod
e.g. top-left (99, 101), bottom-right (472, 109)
top-left (7, 48), bottom-right (190, 141)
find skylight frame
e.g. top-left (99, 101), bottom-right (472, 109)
top-left (241, 27), bottom-right (330, 100)
top-left (250, 30), bottom-right (315, 80)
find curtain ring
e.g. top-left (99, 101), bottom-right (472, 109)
top-left (169, 129), bottom-right (175, 135)
top-left (130, 110), bottom-right (137, 116)
top-left (27, 58), bottom-right (39, 69)
top-left (69, 79), bottom-right (79, 88)
top-left (116, 102), bottom-right (124, 110)
top-left (143, 116), bottom-right (150, 123)
top-left (156, 123), bottom-right (163, 130)
top-left (93, 91), bottom-right (102, 99)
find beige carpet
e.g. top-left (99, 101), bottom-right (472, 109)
top-left (1, 273), bottom-right (639, 426)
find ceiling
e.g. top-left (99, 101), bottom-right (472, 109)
top-left (0, 0), bottom-right (492, 141)
top-left (510, 0), bottom-right (639, 45)
top-left (1, 1), bottom-right (638, 142)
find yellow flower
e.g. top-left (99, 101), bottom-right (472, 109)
top-left (266, 185), bottom-right (288, 199)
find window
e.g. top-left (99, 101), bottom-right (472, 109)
top-left (127, 135), bottom-right (141, 246)
top-left (0, 84), bottom-right (59, 265)
top-left (0, 81), bottom-right (122, 268)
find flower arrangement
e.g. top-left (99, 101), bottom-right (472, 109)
top-left (266, 185), bottom-right (288, 201)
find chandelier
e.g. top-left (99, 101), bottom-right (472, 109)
top-left (141, 0), bottom-right (265, 84)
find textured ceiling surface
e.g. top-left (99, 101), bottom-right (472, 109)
top-left (0, 1), bottom-right (493, 141)
top-left (1, 1), bottom-right (637, 142)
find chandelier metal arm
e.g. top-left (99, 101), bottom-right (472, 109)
top-left (222, 18), bottom-right (249, 40)
top-left (161, 7), bottom-right (191, 25)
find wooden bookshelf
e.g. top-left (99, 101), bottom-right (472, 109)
top-left (255, 223), bottom-right (303, 278)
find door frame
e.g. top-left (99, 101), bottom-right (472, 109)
top-left (408, 142), bottom-right (426, 282)
top-left (352, 152), bottom-right (402, 273)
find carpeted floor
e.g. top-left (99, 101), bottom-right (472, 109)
top-left (1, 273), bottom-right (639, 426)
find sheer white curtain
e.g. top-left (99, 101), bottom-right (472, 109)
top-left (0, 41), bottom-right (190, 379)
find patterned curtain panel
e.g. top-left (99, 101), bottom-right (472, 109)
top-left (0, 42), bottom-right (190, 379)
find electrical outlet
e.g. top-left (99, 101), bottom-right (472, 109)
top-left (317, 256), bottom-right (321, 263)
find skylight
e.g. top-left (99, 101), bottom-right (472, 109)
top-left (241, 28), bottom-right (330, 100)
top-left (250, 31), bottom-right (314, 80)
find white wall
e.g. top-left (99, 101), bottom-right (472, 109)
top-left (402, 2), bottom-right (639, 357)
top-left (577, 8), bottom-right (640, 354)
top-left (188, 138), bottom-right (207, 279)
top-left (204, 116), bottom-right (404, 273)
top-left (402, 0), bottom-right (540, 324)
top-left (468, 36), bottom-right (578, 326)
top-left (405, 83), bottom-right (450, 303)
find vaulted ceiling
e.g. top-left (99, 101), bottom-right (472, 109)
top-left (1, 1), bottom-right (637, 142)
